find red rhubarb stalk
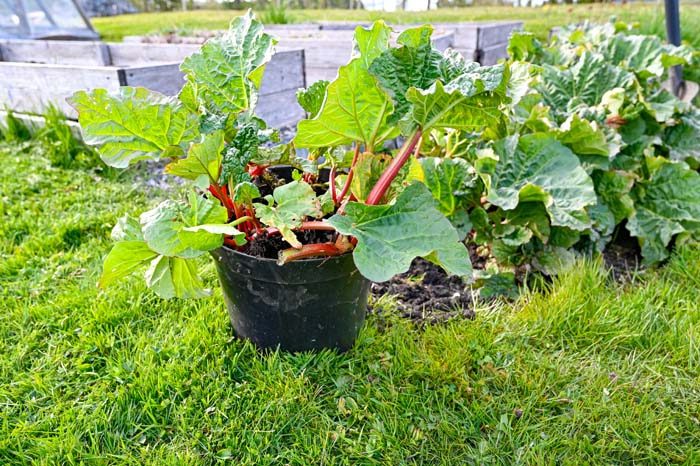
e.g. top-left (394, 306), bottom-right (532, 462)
top-left (365, 130), bottom-right (422, 206)
top-left (209, 183), bottom-right (235, 219)
top-left (278, 242), bottom-right (344, 265)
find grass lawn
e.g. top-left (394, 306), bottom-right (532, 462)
top-left (92, 3), bottom-right (700, 49)
top-left (2, 136), bottom-right (700, 464)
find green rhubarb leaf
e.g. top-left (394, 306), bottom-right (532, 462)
top-left (293, 22), bottom-right (397, 151)
top-left (69, 87), bottom-right (198, 168)
top-left (253, 181), bottom-right (322, 248)
top-left (507, 32), bottom-right (545, 62)
top-left (664, 110), bottom-right (700, 164)
top-left (438, 48), bottom-right (471, 82)
top-left (419, 157), bottom-right (477, 217)
top-left (591, 170), bottom-right (635, 224)
top-left (140, 194), bottom-right (233, 258)
top-left (627, 161), bottom-right (700, 264)
top-left (478, 134), bottom-right (596, 230)
top-left (532, 246), bottom-right (577, 276)
top-left (602, 34), bottom-right (693, 79)
top-left (327, 182), bottom-right (472, 282)
top-left (555, 114), bottom-right (610, 168)
top-left (537, 52), bottom-right (635, 120)
top-left (144, 255), bottom-right (209, 299)
top-left (221, 124), bottom-right (262, 185)
top-left (350, 152), bottom-right (390, 203)
top-left (111, 214), bottom-right (143, 242)
top-left (165, 130), bottom-right (224, 182)
top-left (180, 10), bottom-right (276, 116)
top-left (369, 24), bottom-right (444, 124)
top-left (296, 80), bottom-right (329, 118)
top-left (353, 20), bottom-right (393, 66)
top-left (232, 182), bottom-right (261, 205)
top-left (99, 240), bottom-right (158, 289)
top-left (404, 63), bottom-right (508, 133)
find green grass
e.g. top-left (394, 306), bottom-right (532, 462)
top-left (2, 139), bottom-right (700, 464)
top-left (93, 3), bottom-right (700, 49)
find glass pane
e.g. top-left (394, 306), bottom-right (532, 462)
top-left (0, 2), bottom-right (23, 34)
top-left (46, 0), bottom-right (90, 29)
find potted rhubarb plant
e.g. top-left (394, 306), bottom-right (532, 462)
top-left (70, 12), bottom-right (510, 351)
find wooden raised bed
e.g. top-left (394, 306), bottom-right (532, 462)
top-left (0, 39), bottom-right (306, 128)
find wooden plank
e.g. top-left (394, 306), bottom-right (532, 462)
top-left (0, 39), bottom-right (110, 66)
top-left (0, 62), bottom-right (121, 118)
top-left (477, 21), bottom-right (522, 49)
top-left (453, 48), bottom-right (478, 63)
top-left (477, 43), bottom-right (509, 66)
top-left (256, 88), bottom-right (305, 128)
top-left (432, 31), bottom-right (454, 52)
top-left (305, 67), bottom-right (339, 84)
top-left (107, 43), bottom-right (201, 66)
top-left (123, 62), bottom-right (185, 96)
top-left (261, 49), bottom-right (306, 93)
top-left (433, 23), bottom-right (478, 50)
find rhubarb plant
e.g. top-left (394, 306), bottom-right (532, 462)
top-left (71, 14), bottom-right (499, 298)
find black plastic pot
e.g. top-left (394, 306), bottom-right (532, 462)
top-left (210, 246), bottom-right (370, 353)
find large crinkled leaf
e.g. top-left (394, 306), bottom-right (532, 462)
top-left (478, 134), bottom-right (596, 230)
top-left (293, 22), bottom-right (397, 151)
top-left (110, 214), bottom-right (143, 242)
top-left (253, 181), bottom-right (322, 248)
top-left (296, 80), bottom-right (329, 118)
top-left (232, 181), bottom-right (261, 205)
top-left (404, 63), bottom-right (508, 133)
top-left (165, 130), bottom-right (224, 182)
top-left (352, 20), bottom-right (393, 66)
top-left (369, 24), bottom-right (444, 124)
top-left (140, 194), bottom-right (237, 258)
top-left (537, 52), bottom-right (635, 119)
top-left (418, 157), bottom-right (477, 218)
top-left (327, 182), bottom-right (472, 282)
top-left (180, 10), bottom-right (275, 116)
top-left (664, 110), bottom-right (700, 164)
top-left (555, 114), bottom-right (611, 168)
top-left (627, 161), bottom-right (700, 264)
top-left (221, 124), bottom-right (260, 185)
top-left (144, 255), bottom-right (209, 299)
top-left (602, 34), bottom-right (693, 79)
top-left (99, 240), bottom-right (158, 289)
top-left (592, 169), bottom-right (635, 224)
top-left (507, 32), bottom-right (545, 62)
top-left (69, 87), bottom-right (198, 168)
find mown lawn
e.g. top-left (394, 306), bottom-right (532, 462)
top-left (93, 3), bottom-right (700, 49)
top-left (2, 137), bottom-right (700, 464)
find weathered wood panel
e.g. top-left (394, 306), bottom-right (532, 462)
top-left (108, 44), bottom-right (305, 95)
top-left (122, 63), bottom-right (185, 96)
top-left (0, 39), bottom-right (109, 65)
top-left (255, 88), bottom-right (306, 127)
top-left (0, 62), bottom-right (121, 117)
top-left (107, 43), bottom-right (201, 66)
top-left (476, 22), bottom-right (522, 50)
top-left (477, 43), bottom-right (509, 66)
